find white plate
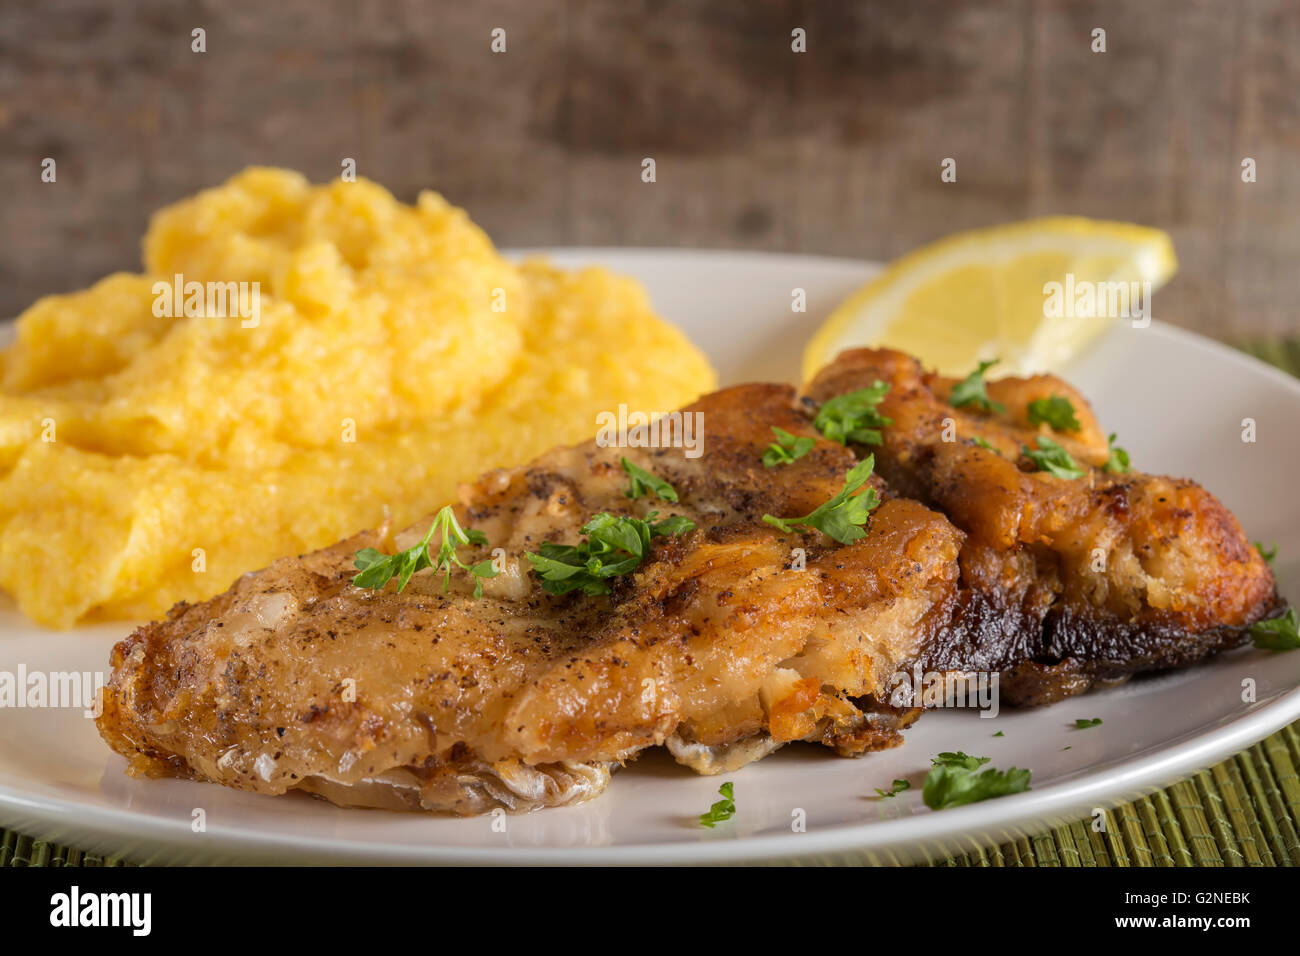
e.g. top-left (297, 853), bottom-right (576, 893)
top-left (1, 249), bottom-right (1297, 865)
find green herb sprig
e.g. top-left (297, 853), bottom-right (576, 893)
top-left (525, 511), bottom-right (695, 597)
top-left (763, 426), bottom-right (816, 468)
top-left (949, 360), bottom-right (1006, 415)
top-left (1103, 433), bottom-right (1130, 474)
top-left (699, 781), bottom-right (736, 828)
top-left (353, 505), bottom-right (498, 598)
top-left (874, 779), bottom-right (911, 799)
top-left (814, 381), bottom-right (893, 446)
top-left (1022, 436), bottom-right (1086, 480)
top-left (922, 751), bottom-right (1031, 810)
top-left (621, 457), bottom-right (679, 502)
top-left (1027, 395), bottom-right (1081, 431)
top-left (1251, 608), bottom-right (1300, 651)
top-left (763, 456), bottom-right (881, 545)
top-left (1074, 718), bottom-right (1103, 729)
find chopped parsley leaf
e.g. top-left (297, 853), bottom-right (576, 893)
top-left (1251, 608), bottom-right (1300, 651)
top-left (813, 381), bottom-right (893, 446)
top-left (922, 752), bottom-right (1031, 810)
top-left (1027, 395), bottom-right (1081, 431)
top-left (353, 505), bottom-right (497, 599)
top-left (949, 359), bottom-right (1006, 415)
top-left (874, 779), bottom-right (911, 798)
top-left (525, 511), bottom-right (695, 597)
top-left (621, 457), bottom-right (679, 502)
top-left (763, 426), bottom-right (816, 468)
top-left (932, 751), bottom-right (990, 771)
top-left (763, 456), bottom-right (881, 544)
top-left (1103, 433), bottom-right (1131, 474)
top-left (1022, 436), bottom-right (1086, 479)
top-left (699, 781), bottom-right (736, 828)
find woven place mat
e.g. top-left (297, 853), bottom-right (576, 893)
top-left (2, 338), bottom-right (1298, 868)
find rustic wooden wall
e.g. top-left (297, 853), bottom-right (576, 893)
top-left (2, 0), bottom-right (1297, 339)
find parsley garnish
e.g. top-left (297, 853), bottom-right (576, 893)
top-left (949, 359), bottom-right (1006, 415)
top-left (352, 505), bottom-right (498, 598)
top-left (932, 751), bottom-right (989, 771)
top-left (1022, 436), bottom-right (1086, 479)
top-left (699, 781), bottom-right (736, 828)
top-left (1255, 541), bottom-right (1278, 565)
top-left (813, 381), bottom-right (893, 446)
top-left (1075, 718), bottom-right (1103, 729)
top-left (971, 436), bottom-right (999, 453)
top-left (621, 457), bottom-right (679, 503)
top-left (1027, 395), bottom-right (1081, 431)
top-left (763, 426), bottom-right (816, 468)
top-left (1103, 432), bottom-right (1130, 474)
top-left (874, 779), bottom-right (911, 798)
top-left (1251, 608), bottom-right (1300, 651)
top-left (525, 511), bottom-right (695, 596)
top-left (993, 731), bottom-right (1004, 737)
top-left (762, 456), bottom-right (881, 544)
top-left (922, 751), bottom-right (1031, 810)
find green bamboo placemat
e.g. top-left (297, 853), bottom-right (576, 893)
top-left (2, 337), bottom-right (1297, 867)
top-left (909, 724), bottom-right (1300, 867)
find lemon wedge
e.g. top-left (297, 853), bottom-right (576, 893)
top-left (802, 218), bottom-right (1177, 380)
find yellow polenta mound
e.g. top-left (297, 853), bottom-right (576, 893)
top-left (0, 168), bottom-right (715, 627)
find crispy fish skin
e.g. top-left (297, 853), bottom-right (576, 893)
top-left (802, 348), bottom-right (1281, 705)
top-left (97, 383), bottom-right (962, 814)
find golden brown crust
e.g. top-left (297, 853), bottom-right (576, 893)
top-left (97, 382), bottom-right (963, 813)
top-left (802, 348), bottom-right (1281, 703)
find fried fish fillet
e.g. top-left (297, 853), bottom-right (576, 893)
top-left (802, 348), bottom-right (1281, 705)
top-left (97, 383), bottom-right (962, 814)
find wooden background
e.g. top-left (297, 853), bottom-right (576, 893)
top-left (2, 0), bottom-right (1298, 340)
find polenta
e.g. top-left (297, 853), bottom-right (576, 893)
top-left (0, 168), bottom-right (715, 627)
